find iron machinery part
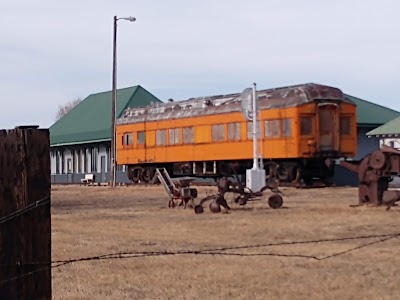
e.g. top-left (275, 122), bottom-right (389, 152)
top-left (369, 150), bottom-right (386, 170)
top-left (216, 194), bottom-right (231, 210)
top-left (339, 146), bottom-right (400, 207)
top-left (209, 201), bottom-right (221, 213)
top-left (190, 188), bottom-right (198, 198)
top-left (238, 194), bottom-right (249, 206)
top-left (268, 194), bottom-right (283, 209)
top-left (383, 190), bottom-right (400, 210)
top-left (194, 205), bottom-right (204, 214)
top-left (168, 200), bottom-right (175, 208)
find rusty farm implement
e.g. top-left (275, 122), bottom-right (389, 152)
top-left (154, 168), bottom-right (284, 214)
top-left (340, 145), bottom-right (400, 209)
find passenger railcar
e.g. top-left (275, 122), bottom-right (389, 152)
top-left (115, 83), bottom-right (357, 185)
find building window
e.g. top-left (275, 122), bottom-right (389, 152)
top-left (282, 119), bottom-right (292, 137)
top-left (340, 116), bottom-right (351, 135)
top-left (212, 124), bottom-right (225, 142)
top-left (61, 151), bottom-right (65, 174)
top-left (123, 132), bottom-right (133, 145)
top-left (156, 129), bottom-right (167, 146)
top-left (300, 117), bottom-right (313, 136)
top-left (91, 148), bottom-right (98, 173)
top-left (56, 151), bottom-right (60, 174)
top-left (228, 123), bottom-right (240, 141)
top-left (137, 131), bottom-right (146, 145)
top-left (67, 158), bottom-right (72, 173)
top-left (265, 120), bottom-right (280, 138)
top-left (83, 149), bottom-right (88, 173)
top-left (247, 121), bottom-right (261, 139)
top-left (183, 127), bottom-right (194, 144)
top-left (169, 128), bottom-right (181, 145)
top-left (77, 149), bottom-right (82, 173)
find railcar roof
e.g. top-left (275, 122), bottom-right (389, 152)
top-left (116, 83), bottom-right (354, 125)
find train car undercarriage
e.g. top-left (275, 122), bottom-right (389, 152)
top-left (126, 157), bottom-right (335, 187)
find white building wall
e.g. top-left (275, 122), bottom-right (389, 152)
top-left (380, 138), bottom-right (400, 150)
top-left (50, 143), bottom-right (111, 175)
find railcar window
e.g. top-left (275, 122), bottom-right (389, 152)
top-left (228, 123), bottom-right (241, 141)
top-left (247, 121), bottom-right (261, 139)
top-left (212, 124), bottom-right (225, 142)
top-left (300, 117), bottom-right (313, 135)
top-left (282, 119), bottom-right (292, 137)
top-left (183, 127), bottom-right (194, 144)
top-left (137, 131), bottom-right (146, 145)
top-left (156, 129), bottom-right (167, 146)
top-left (265, 120), bottom-right (280, 138)
top-left (340, 116), bottom-right (352, 135)
top-left (169, 128), bottom-right (181, 145)
top-left (123, 132), bottom-right (133, 145)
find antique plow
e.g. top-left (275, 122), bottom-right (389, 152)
top-left (194, 177), bottom-right (284, 214)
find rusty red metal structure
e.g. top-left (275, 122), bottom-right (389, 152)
top-left (193, 176), bottom-right (284, 214)
top-left (340, 145), bottom-right (400, 208)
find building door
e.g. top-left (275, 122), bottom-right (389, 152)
top-left (67, 158), bottom-right (73, 183)
top-left (100, 156), bottom-right (106, 183)
top-left (318, 104), bottom-right (338, 152)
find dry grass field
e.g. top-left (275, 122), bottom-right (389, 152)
top-left (51, 184), bottom-right (400, 300)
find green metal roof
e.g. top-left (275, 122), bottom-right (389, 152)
top-left (366, 115), bottom-right (400, 136)
top-left (344, 94), bottom-right (400, 126)
top-left (50, 85), bottom-right (162, 146)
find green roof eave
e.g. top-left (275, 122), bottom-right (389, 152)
top-left (50, 138), bottom-right (110, 147)
top-left (366, 115), bottom-right (400, 136)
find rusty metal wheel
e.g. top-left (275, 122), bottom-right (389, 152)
top-left (209, 202), bottom-right (221, 213)
top-left (194, 205), bottom-right (204, 214)
top-left (168, 200), bottom-right (175, 208)
top-left (268, 194), bottom-right (283, 209)
top-left (370, 151), bottom-right (386, 170)
top-left (238, 194), bottom-right (248, 206)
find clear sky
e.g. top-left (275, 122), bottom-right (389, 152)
top-left (1, 0), bottom-right (399, 129)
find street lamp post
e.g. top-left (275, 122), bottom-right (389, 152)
top-left (110, 15), bottom-right (136, 188)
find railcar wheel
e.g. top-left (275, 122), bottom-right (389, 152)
top-left (141, 168), bottom-right (152, 182)
top-left (277, 166), bottom-right (289, 181)
top-left (194, 205), bottom-right (204, 214)
top-left (130, 166), bottom-right (143, 183)
top-left (268, 194), bottom-right (283, 209)
top-left (209, 202), bottom-right (221, 213)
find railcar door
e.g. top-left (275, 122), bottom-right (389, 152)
top-left (318, 103), bottom-right (338, 152)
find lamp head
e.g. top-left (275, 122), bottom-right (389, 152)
top-left (121, 16), bottom-right (136, 22)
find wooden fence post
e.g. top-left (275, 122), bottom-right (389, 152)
top-left (0, 126), bottom-right (51, 299)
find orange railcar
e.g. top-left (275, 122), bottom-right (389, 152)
top-left (116, 83), bottom-right (357, 184)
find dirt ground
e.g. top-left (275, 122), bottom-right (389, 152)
top-left (51, 185), bottom-right (400, 300)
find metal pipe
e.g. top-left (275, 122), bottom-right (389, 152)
top-left (252, 83), bottom-right (258, 170)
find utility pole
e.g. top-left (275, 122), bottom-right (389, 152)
top-left (110, 15), bottom-right (136, 188)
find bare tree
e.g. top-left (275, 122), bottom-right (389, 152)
top-left (55, 98), bottom-right (82, 121)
